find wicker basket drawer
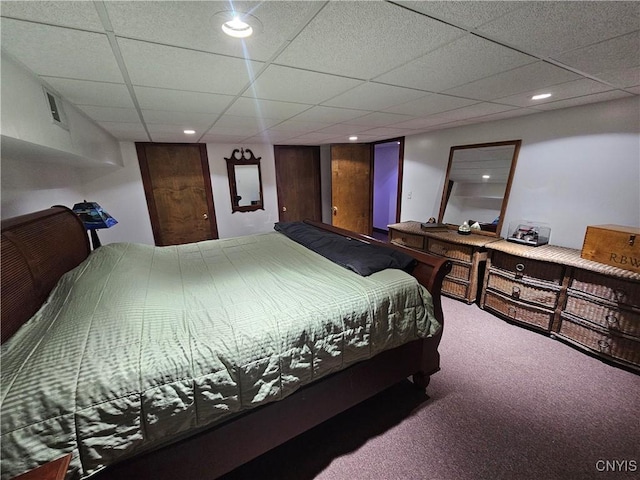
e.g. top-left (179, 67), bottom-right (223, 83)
top-left (490, 251), bottom-right (564, 285)
top-left (569, 269), bottom-right (640, 309)
top-left (486, 270), bottom-right (561, 309)
top-left (442, 277), bottom-right (470, 301)
top-left (564, 292), bottom-right (640, 339)
top-left (390, 230), bottom-right (424, 250)
top-left (483, 290), bottom-right (555, 331)
top-left (558, 314), bottom-right (640, 367)
top-left (449, 260), bottom-right (472, 282)
top-left (428, 239), bottom-right (473, 263)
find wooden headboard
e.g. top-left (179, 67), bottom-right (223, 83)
top-left (1, 206), bottom-right (90, 344)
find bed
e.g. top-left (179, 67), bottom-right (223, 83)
top-left (1, 206), bottom-right (451, 480)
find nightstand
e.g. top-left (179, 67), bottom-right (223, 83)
top-left (12, 454), bottom-right (71, 480)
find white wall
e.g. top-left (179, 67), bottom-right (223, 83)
top-left (206, 143), bottom-right (280, 239)
top-left (1, 53), bottom-right (123, 167)
top-left (0, 157), bottom-right (86, 219)
top-left (2, 96), bottom-right (638, 251)
top-left (80, 142), bottom-right (281, 245)
top-left (402, 97), bottom-right (640, 249)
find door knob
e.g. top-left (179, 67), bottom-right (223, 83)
top-left (203, 213), bottom-right (208, 219)
top-left (282, 206), bottom-right (287, 212)
top-left (332, 206), bottom-right (338, 216)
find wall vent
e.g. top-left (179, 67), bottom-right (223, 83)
top-left (43, 87), bottom-right (69, 130)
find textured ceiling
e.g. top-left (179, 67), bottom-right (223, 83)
top-left (1, 0), bottom-right (638, 145)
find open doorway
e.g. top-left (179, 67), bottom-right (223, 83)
top-left (372, 138), bottom-right (403, 241)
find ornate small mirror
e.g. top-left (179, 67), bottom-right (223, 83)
top-left (438, 140), bottom-right (521, 237)
top-left (225, 148), bottom-right (264, 213)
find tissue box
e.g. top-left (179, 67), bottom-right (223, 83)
top-left (581, 224), bottom-right (640, 273)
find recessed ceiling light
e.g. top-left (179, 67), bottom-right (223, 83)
top-left (482, 174), bottom-right (491, 179)
top-left (349, 136), bottom-right (358, 141)
top-left (531, 93), bottom-right (552, 100)
top-left (214, 11), bottom-right (262, 39)
top-left (222, 15), bottom-right (253, 38)
top-left (184, 129), bottom-right (196, 135)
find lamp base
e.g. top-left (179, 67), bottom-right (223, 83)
top-left (90, 229), bottom-right (102, 249)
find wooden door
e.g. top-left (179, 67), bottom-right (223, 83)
top-left (331, 143), bottom-right (372, 235)
top-left (136, 143), bottom-right (218, 246)
top-left (274, 145), bottom-right (322, 222)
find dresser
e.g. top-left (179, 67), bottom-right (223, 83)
top-left (388, 221), bottom-right (500, 304)
top-left (481, 240), bottom-right (640, 371)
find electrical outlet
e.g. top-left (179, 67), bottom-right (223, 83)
top-left (407, 191), bottom-right (412, 199)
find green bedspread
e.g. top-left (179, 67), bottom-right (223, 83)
top-left (1, 232), bottom-right (439, 478)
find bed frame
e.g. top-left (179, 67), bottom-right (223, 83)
top-left (1, 206), bottom-right (451, 479)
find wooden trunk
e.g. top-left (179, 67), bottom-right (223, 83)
top-left (581, 225), bottom-right (640, 274)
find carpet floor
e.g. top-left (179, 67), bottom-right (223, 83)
top-left (221, 297), bottom-right (640, 480)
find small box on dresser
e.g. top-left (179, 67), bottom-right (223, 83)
top-left (581, 224), bottom-right (640, 274)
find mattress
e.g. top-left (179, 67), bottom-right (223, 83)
top-left (1, 231), bottom-right (439, 478)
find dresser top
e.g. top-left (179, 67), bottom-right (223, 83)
top-left (388, 221), bottom-right (502, 247)
top-left (487, 239), bottom-right (640, 280)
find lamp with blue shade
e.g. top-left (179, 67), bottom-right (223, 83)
top-left (72, 201), bottom-right (118, 249)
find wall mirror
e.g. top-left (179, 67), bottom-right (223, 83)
top-left (225, 148), bottom-right (264, 213)
top-left (438, 140), bottom-right (521, 237)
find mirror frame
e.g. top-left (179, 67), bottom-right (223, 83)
top-left (225, 148), bottom-right (265, 213)
top-left (438, 139), bottom-right (521, 237)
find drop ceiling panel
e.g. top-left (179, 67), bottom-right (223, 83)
top-left (594, 67), bottom-right (640, 90)
top-left (241, 131), bottom-right (296, 144)
top-left (227, 97), bottom-right (311, 119)
top-left (200, 133), bottom-right (256, 144)
top-left (0, 19), bottom-right (123, 82)
top-left (42, 78), bottom-right (134, 108)
top-left (141, 110), bottom-right (217, 129)
top-left (533, 91), bottom-right (634, 111)
top-left (444, 61), bottom-right (581, 101)
top-left (476, 2), bottom-right (640, 58)
top-left (290, 106), bottom-right (373, 123)
top-left (0, 0), bottom-right (104, 31)
top-left (0, 1), bottom-right (637, 146)
top-left (274, 1), bottom-right (465, 79)
top-left (246, 65), bottom-right (362, 104)
top-left (430, 102), bottom-right (518, 122)
top-left (212, 114), bottom-right (280, 131)
top-left (315, 124), bottom-right (371, 135)
top-left (279, 132), bottom-right (342, 145)
top-left (98, 121), bottom-right (149, 142)
top-left (339, 112), bottom-right (413, 127)
top-left (119, 38), bottom-right (264, 94)
top-left (451, 108), bottom-right (540, 127)
top-left (149, 133), bottom-right (200, 143)
top-left (134, 86), bottom-right (233, 114)
top-left (397, 1), bottom-right (526, 30)
top-left (268, 119), bottom-right (331, 133)
top-left (78, 105), bottom-right (141, 123)
top-left (375, 34), bottom-right (536, 92)
top-left (495, 78), bottom-right (616, 108)
top-left (552, 31), bottom-right (640, 76)
top-left (359, 127), bottom-right (409, 138)
top-left (383, 93), bottom-right (477, 116)
top-left (322, 83), bottom-right (426, 111)
top-left (105, 1), bottom-right (321, 62)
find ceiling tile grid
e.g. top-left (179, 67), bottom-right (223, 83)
top-left (0, 0), bottom-right (637, 145)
